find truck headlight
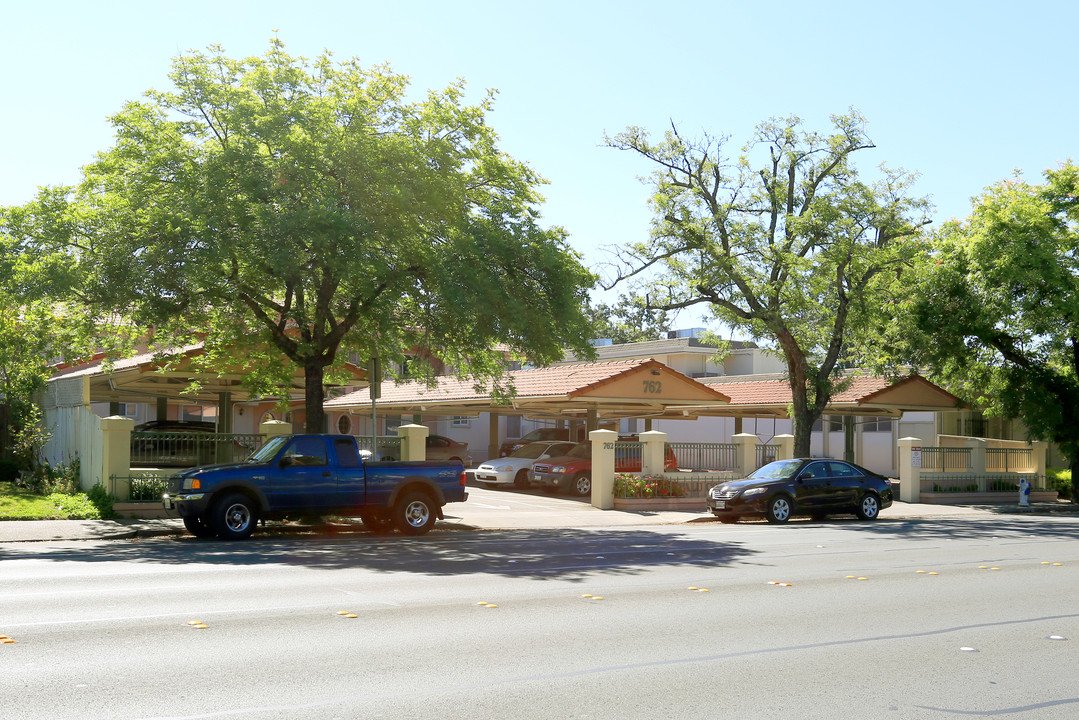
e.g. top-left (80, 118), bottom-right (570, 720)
top-left (182, 478), bottom-right (202, 491)
top-left (552, 465), bottom-right (568, 474)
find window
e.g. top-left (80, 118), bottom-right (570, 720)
top-left (826, 461), bottom-right (859, 477)
top-left (506, 415), bottom-right (522, 438)
top-left (114, 402), bottom-right (139, 419)
top-left (336, 414), bottom-right (352, 435)
top-left (451, 416), bottom-right (470, 427)
top-left (812, 416), bottom-right (843, 432)
top-left (283, 437), bottom-right (328, 467)
top-left (334, 438), bottom-right (361, 468)
top-left (863, 418), bottom-right (893, 433)
top-left (260, 411), bottom-right (277, 424)
top-left (384, 415), bottom-right (402, 434)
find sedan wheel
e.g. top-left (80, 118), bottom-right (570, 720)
top-left (765, 496), bottom-right (792, 524)
top-left (856, 493), bottom-right (881, 521)
top-left (514, 470), bottom-right (531, 489)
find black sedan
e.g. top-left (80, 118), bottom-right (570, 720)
top-left (707, 458), bottom-right (893, 524)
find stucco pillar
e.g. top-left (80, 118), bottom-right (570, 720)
top-left (965, 436), bottom-right (987, 491)
top-left (398, 424), bottom-right (429, 462)
top-left (774, 434), bottom-right (795, 461)
top-left (898, 437), bottom-right (922, 503)
top-left (100, 416), bottom-right (134, 498)
top-left (590, 429), bottom-right (617, 510)
top-left (639, 430), bottom-right (668, 475)
top-left (732, 433), bottom-right (759, 475)
top-left (1032, 440), bottom-right (1048, 482)
top-left (260, 419), bottom-right (292, 437)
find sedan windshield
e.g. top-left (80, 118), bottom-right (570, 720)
top-left (748, 459), bottom-right (804, 479)
top-left (511, 442), bottom-right (553, 459)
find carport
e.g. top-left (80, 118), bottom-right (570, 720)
top-left (325, 359), bottom-right (740, 460)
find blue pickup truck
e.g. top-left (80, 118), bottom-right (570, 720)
top-left (162, 434), bottom-right (468, 540)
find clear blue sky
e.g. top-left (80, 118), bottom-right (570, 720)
top-left (3, 0), bottom-right (1076, 332)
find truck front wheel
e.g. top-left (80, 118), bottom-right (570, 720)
top-left (211, 493), bottom-right (259, 540)
top-left (182, 514), bottom-right (216, 539)
top-left (394, 491), bottom-right (436, 536)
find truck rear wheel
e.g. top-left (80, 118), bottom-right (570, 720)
top-left (393, 491), bottom-right (436, 536)
top-left (211, 493), bottom-right (259, 540)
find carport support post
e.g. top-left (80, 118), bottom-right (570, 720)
top-left (488, 411), bottom-right (500, 462)
top-left (398, 424), bottom-right (429, 462)
top-left (590, 429), bottom-right (617, 510)
top-left (639, 430), bottom-right (668, 475)
top-left (898, 437), bottom-right (921, 503)
top-left (100, 416), bottom-right (134, 500)
top-left (732, 433), bottom-right (758, 475)
top-left (774, 435), bottom-right (794, 461)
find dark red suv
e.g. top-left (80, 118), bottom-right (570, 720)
top-left (529, 441), bottom-right (677, 496)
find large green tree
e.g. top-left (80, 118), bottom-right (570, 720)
top-left (0, 228), bottom-right (98, 467)
top-left (11, 40), bottom-right (595, 432)
top-left (585, 295), bottom-right (671, 344)
top-left (901, 162), bottom-right (1079, 494)
top-left (606, 111), bottom-right (931, 456)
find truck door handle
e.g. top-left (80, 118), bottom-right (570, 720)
top-left (322, 471), bottom-right (332, 477)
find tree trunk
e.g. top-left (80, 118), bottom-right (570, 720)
top-left (304, 362), bottom-right (326, 434)
top-left (1072, 458), bottom-right (1079, 505)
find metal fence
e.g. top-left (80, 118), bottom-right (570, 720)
top-left (122, 473), bottom-right (171, 502)
top-left (756, 444), bottom-right (778, 468)
top-left (130, 431), bottom-right (265, 468)
top-left (920, 447), bottom-right (972, 472)
top-left (667, 442), bottom-right (738, 471)
top-left (986, 447), bottom-right (1034, 473)
top-left (356, 436), bottom-right (403, 460)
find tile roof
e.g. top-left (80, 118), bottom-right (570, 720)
top-left (328, 359), bottom-right (665, 407)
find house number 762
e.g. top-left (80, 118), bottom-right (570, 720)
top-left (642, 380), bottom-right (662, 394)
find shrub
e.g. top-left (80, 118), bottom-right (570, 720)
top-left (613, 473), bottom-right (686, 498)
top-left (1047, 469), bottom-right (1072, 500)
top-left (86, 483), bottom-right (116, 519)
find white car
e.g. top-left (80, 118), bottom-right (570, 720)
top-left (474, 441), bottom-right (577, 489)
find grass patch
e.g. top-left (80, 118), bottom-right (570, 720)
top-left (0, 482), bottom-right (113, 520)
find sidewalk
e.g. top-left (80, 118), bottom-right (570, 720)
top-left (2, 497), bottom-right (1073, 543)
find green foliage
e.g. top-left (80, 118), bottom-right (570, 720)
top-left (1047, 469), bottom-right (1072, 500)
top-left (86, 483), bottom-right (116, 519)
top-left (15, 458), bottom-right (81, 495)
top-left (0, 469), bottom-right (112, 520)
top-left (897, 162), bottom-right (1079, 481)
top-left (586, 296), bottom-right (671, 344)
top-left (10, 39), bottom-right (597, 432)
top-left (613, 472), bottom-right (686, 498)
top-left (606, 111), bottom-right (931, 455)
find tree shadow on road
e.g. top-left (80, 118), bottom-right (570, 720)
top-left (0, 527), bottom-right (763, 581)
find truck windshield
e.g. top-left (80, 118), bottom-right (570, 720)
top-left (248, 435), bottom-right (288, 463)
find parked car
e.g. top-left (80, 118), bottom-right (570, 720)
top-left (130, 420), bottom-right (220, 467)
top-left (378, 433), bottom-right (470, 465)
top-left (498, 427), bottom-right (577, 457)
top-left (474, 441), bottom-right (577, 489)
top-left (706, 458), bottom-right (893, 524)
top-left (530, 441), bottom-right (678, 496)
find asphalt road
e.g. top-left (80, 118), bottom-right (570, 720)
top-left (3, 515), bottom-right (1079, 719)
